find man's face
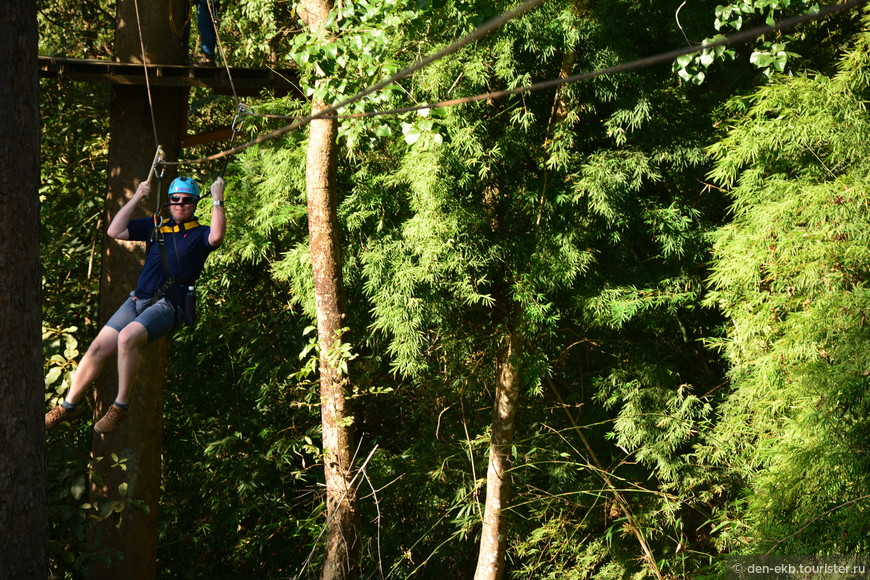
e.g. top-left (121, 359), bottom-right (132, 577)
top-left (169, 194), bottom-right (197, 221)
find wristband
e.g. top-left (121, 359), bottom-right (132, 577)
top-left (213, 200), bottom-right (225, 207)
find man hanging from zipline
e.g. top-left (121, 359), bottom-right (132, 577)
top-left (45, 174), bottom-right (227, 434)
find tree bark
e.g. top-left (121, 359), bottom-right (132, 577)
top-left (297, 1), bottom-right (361, 578)
top-left (87, 1), bottom-right (188, 578)
top-left (309, 114), bottom-right (361, 579)
top-left (474, 329), bottom-right (523, 580)
top-left (0, 1), bottom-right (47, 577)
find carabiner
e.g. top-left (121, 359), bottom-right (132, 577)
top-left (231, 103), bottom-right (254, 133)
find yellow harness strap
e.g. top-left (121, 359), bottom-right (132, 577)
top-left (157, 220), bottom-right (201, 234)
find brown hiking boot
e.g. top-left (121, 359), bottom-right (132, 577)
top-left (45, 404), bottom-right (81, 429)
top-left (94, 405), bottom-right (127, 434)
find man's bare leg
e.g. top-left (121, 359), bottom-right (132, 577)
top-left (115, 321), bottom-right (149, 406)
top-left (46, 325), bottom-right (120, 429)
top-left (65, 325), bottom-right (120, 405)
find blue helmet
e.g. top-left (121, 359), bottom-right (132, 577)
top-left (168, 176), bottom-right (201, 199)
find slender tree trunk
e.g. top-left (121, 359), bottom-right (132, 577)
top-left (474, 329), bottom-right (523, 580)
top-left (87, 1), bottom-right (188, 578)
top-left (0, 1), bottom-right (47, 577)
top-left (309, 120), bottom-right (361, 577)
top-left (298, 0), bottom-right (361, 577)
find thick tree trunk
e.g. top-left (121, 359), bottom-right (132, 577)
top-left (0, 1), bottom-right (47, 578)
top-left (87, 1), bottom-right (188, 578)
top-left (474, 330), bottom-right (523, 580)
top-left (298, 0), bottom-right (361, 577)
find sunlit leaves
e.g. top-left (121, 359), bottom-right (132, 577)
top-left (673, 0), bottom-right (823, 83)
top-left (749, 42), bottom-right (798, 76)
top-left (702, 28), bottom-right (870, 552)
top-left (288, 0), bottom-right (412, 103)
top-left (674, 40), bottom-right (735, 85)
top-left (43, 325), bottom-right (79, 404)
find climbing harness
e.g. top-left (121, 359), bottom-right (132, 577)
top-left (148, 160), bottom-right (202, 327)
top-left (150, 214), bottom-right (202, 326)
top-left (156, 220), bottom-right (202, 234)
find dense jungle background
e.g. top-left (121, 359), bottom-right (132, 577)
top-left (38, 0), bottom-right (870, 577)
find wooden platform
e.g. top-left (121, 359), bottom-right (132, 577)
top-left (38, 56), bottom-right (301, 98)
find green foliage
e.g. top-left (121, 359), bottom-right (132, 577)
top-left (160, 232), bottom-right (328, 577)
top-left (597, 372), bottom-right (711, 483)
top-left (47, 436), bottom-right (151, 577)
top-left (671, 0), bottom-right (847, 83)
top-left (702, 24), bottom-right (870, 553)
top-left (338, 1), bottom-right (729, 576)
top-left (38, 0), bottom-right (870, 576)
top-left (675, 41), bottom-right (737, 86)
top-left (286, 0), bottom-right (412, 115)
top-left (226, 0), bottom-right (284, 63)
top-left (43, 325), bottom-right (80, 407)
top-left (38, 77), bottom-right (108, 331)
top-left (38, 0), bottom-right (114, 58)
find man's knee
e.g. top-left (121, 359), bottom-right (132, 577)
top-left (86, 327), bottom-right (120, 360)
top-left (118, 322), bottom-right (148, 352)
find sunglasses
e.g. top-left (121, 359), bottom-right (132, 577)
top-left (169, 195), bottom-right (196, 204)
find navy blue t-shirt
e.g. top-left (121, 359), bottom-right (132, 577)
top-left (127, 217), bottom-right (216, 301)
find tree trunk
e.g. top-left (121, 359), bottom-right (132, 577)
top-left (87, 1), bottom-right (188, 578)
top-left (298, 0), bottom-right (360, 577)
top-left (309, 116), bottom-right (360, 577)
top-left (298, 0), bottom-right (360, 580)
top-left (474, 329), bottom-right (523, 580)
top-left (0, 1), bottom-right (47, 578)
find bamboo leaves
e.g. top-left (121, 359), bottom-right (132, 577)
top-left (702, 23), bottom-right (870, 552)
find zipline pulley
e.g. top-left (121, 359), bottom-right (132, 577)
top-left (148, 145), bottom-right (166, 184)
top-left (217, 102), bottom-right (253, 177)
top-left (231, 103), bottom-right (254, 133)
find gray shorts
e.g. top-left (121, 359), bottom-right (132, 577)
top-left (105, 292), bottom-right (180, 343)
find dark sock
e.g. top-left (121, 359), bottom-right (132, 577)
top-left (113, 401), bottom-right (129, 411)
top-left (62, 401), bottom-right (77, 413)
